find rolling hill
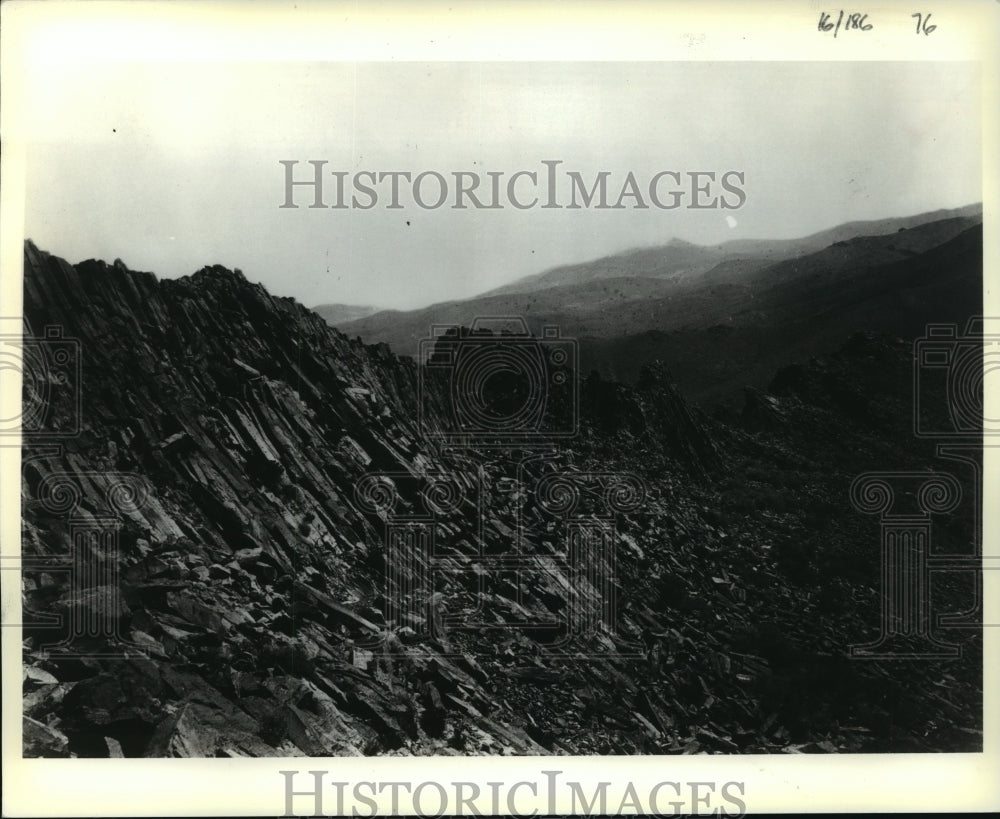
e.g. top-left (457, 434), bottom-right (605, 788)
top-left (329, 204), bottom-right (982, 407)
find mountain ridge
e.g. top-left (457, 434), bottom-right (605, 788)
top-left (331, 208), bottom-right (983, 404)
top-left (325, 202), bottom-right (981, 316)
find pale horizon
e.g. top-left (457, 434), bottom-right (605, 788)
top-left (25, 197), bottom-right (982, 316)
top-left (22, 61), bottom-right (982, 311)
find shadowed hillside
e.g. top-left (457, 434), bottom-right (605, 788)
top-left (21, 239), bottom-right (981, 758)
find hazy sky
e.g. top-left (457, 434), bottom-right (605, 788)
top-left (22, 61), bottom-right (981, 310)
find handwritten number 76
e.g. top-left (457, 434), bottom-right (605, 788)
top-left (912, 12), bottom-right (936, 35)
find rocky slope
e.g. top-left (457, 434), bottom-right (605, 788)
top-left (21, 241), bottom-right (981, 757)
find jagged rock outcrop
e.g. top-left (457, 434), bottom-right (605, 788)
top-left (20, 241), bottom-right (981, 756)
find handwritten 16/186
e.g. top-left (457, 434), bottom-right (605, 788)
top-left (818, 11), bottom-right (873, 37)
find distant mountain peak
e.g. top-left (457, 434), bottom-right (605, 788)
top-left (312, 302), bottom-right (384, 326)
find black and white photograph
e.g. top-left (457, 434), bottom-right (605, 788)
top-left (2, 1), bottom-right (998, 815)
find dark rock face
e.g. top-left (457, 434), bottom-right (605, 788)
top-left (21, 241), bottom-right (981, 756)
